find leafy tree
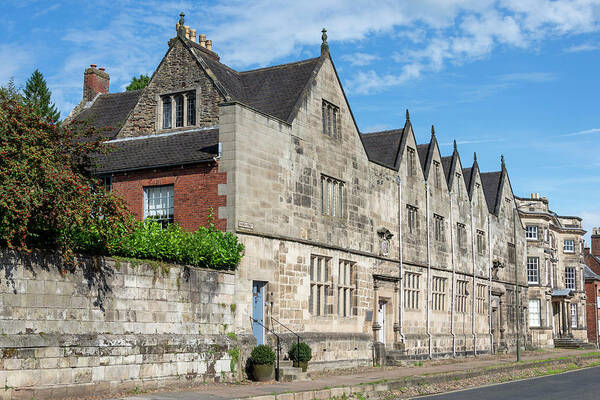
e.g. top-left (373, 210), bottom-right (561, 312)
top-left (126, 74), bottom-right (150, 91)
top-left (0, 99), bottom-right (133, 262)
top-left (23, 69), bottom-right (60, 123)
top-left (0, 78), bottom-right (23, 103)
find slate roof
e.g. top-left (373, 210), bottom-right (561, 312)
top-left (552, 289), bottom-right (574, 297)
top-left (462, 167), bottom-right (473, 191)
top-left (480, 171), bottom-right (502, 214)
top-left (441, 156), bottom-right (453, 185)
top-left (584, 265), bottom-right (600, 281)
top-left (94, 129), bottom-right (218, 174)
top-left (360, 129), bottom-right (403, 169)
top-left (72, 90), bottom-right (143, 141)
top-left (191, 44), bottom-right (320, 122)
top-left (416, 144), bottom-right (429, 174)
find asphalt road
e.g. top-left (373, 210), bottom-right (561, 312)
top-left (415, 366), bottom-right (600, 400)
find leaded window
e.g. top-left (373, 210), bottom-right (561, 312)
top-left (322, 100), bottom-right (340, 138)
top-left (175, 94), bottom-right (184, 127)
top-left (162, 97), bottom-right (172, 129)
top-left (457, 223), bottom-right (466, 248)
top-left (571, 303), bottom-right (578, 328)
top-left (407, 205), bottom-right (417, 233)
top-left (434, 214), bottom-right (445, 242)
top-left (404, 272), bottom-right (420, 310)
top-left (337, 260), bottom-right (356, 317)
top-left (321, 175), bottom-right (343, 217)
top-left (456, 280), bottom-right (468, 313)
top-left (161, 90), bottom-right (197, 130)
top-left (432, 276), bottom-right (446, 311)
top-left (144, 185), bottom-right (174, 228)
top-left (309, 255), bottom-right (331, 316)
top-left (476, 283), bottom-right (487, 314)
top-left (187, 92), bottom-right (196, 125)
top-left (477, 230), bottom-right (486, 255)
top-left (407, 147), bottom-right (415, 176)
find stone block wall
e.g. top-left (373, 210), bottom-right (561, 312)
top-left (0, 251), bottom-right (249, 400)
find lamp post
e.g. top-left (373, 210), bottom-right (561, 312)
top-left (514, 208), bottom-right (521, 362)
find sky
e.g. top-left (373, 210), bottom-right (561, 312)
top-left (2, 0), bottom-right (599, 242)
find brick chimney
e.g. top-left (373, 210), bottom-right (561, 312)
top-left (592, 228), bottom-right (600, 257)
top-left (83, 64), bottom-right (109, 102)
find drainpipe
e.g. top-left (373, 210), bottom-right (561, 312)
top-left (470, 203), bottom-right (477, 356)
top-left (488, 215), bottom-right (494, 354)
top-left (426, 181), bottom-right (433, 358)
top-left (449, 192), bottom-right (457, 357)
top-left (397, 176), bottom-right (405, 344)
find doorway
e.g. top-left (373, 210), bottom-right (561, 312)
top-left (252, 281), bottom-right (266, 345)
top-left (378, 300), bottom-right (386, 344)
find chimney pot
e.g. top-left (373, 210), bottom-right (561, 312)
top-left (90, 64), bottom-right (97, 68)
top-left (206, 39), bottom-right (212, 51)
top-left (592, 227), bottom-right (600, 257)
top-left (99, 67), bottom-right (105, 71)
top-left (199, 34), bottom-right (206, 47)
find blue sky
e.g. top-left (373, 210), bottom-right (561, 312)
top-left (2, 0), bottom-right (600, 241)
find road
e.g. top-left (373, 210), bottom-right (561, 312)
top-left (415, 366), bottom-right (600, 400)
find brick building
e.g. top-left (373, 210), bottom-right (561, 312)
top-left (67, 13), bottom-right (532, 367)
top-left (584, 228), bottom-right (600, 346)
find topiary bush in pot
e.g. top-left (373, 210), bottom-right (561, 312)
top-left (288, 342), bottom-right (312, 372)
top-left (250, 344), bottom-right (276, 381)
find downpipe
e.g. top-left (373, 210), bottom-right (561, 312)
top-left (470, 204), bottom-right (477, 356)
top-left (426, 181), bottom-right (433, 359)
top-left (397, 176), bottom-right (406, 344)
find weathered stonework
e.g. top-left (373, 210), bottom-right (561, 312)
top-left (0, 250), bottom-right (250, 399)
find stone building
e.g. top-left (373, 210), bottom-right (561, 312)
top-left (68, 14), bottom-right (529, 368)
top-left (515, 194), bottom-right (588, 348)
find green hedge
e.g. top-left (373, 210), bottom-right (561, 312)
top-left (74, 219), bottom-right (244, 271)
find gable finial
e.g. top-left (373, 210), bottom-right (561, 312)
top-left (406, 109), bottom-right (410, 121)
top-left (501, 154), bottom-right (506, 169)
top-left (453, 139), bottom-right (457, 152)
top-left (321, 28), bottom-right (329, 55)
top-left (176, 12), bottom-right (186, 37)
top-left (431, 124), bottom-right (435, 138)
top-left (474, 151), bottom-right (477, 163)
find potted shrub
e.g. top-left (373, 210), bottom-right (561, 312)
top-left (288, 342), bottom-right (312, 372)
top-left (250, 344), bottom-right (276, 381)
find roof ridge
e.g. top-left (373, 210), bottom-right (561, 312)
top-left (240, 57), bottom-right (320, 74)
top-left (361, 128), bottom-right (403, 135)
top-left (98, 90), bottom-right (143, 98)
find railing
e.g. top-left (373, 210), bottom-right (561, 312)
top-left (270, 316), bottom-right (301, 368)
top-left (251, 317), bottom-right (282, 381)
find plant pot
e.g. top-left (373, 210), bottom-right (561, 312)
top-left (293, 361), bottom-right (308, 372)
top-left (252, 363), bottom-right (274, 381)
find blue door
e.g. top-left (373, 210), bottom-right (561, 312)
top-left (252, 281), bottom-right (266, 344)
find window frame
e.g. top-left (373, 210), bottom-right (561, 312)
top-left (320, 175), bottom-right (344, 218)
top-left (476, 283), bottom-right (487, 314)
top-left (321, 99), bottom-right (340, 139)
top-left (456, 280), bottom-right (469, 313)
top-left (407, 205), bottom-right (418, 233)
top-left (431, 276), bottom-right (447, 311)
top-left (309, 255), bottom-right (332, 316)
top-left (563, 239), bottom-right (575, 253)
top-left (403, 271), bottom-right (420, 310)
top-left (434, 214), bottom-right (445, 242)
top-left (337, 260), bottom-right (356, 318)
top-left (526, 225), bottom-right (538, 240)
top-left (529, 299), bottom-right (541, 327)
top-left (527, 257), bottom-right (540, 284)
top-left (159, 89), bottom-right (198, 131)
top-left (570, 303), bottom-right (578, 328)
top-left (565, 266), bottom-right (576, 290)
top-left (143, 184), bottom-right (175, 228)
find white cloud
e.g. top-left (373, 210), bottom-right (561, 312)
top-left (564, 42), bottom-right (600, 52)
top-left (340, 52), bottom-right (380, 66)
top-left (346, 64), bottom-right (422, 94)
top-left (499, 72), bottom-right (557, 82)
top-left (0, 44), bottom-right (33, 85)
top-left (563, 128), bottom-right (600, 136)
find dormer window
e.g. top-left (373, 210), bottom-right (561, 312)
top-left (160, 90), bottom-right (196, 130)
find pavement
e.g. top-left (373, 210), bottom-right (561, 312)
top-left (107, 348), bottom-right (598, 400)
top-left (415, 365), bottom-right (600, 400)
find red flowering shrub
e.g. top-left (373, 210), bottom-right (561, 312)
top-left (0, 100), bottom-right (133, 262)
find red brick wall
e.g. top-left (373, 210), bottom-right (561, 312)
top-left (112, 162), bottom-right (227, 231)
top-left (585, 280), bottom-right (600, 343)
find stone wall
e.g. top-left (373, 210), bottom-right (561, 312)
top-left (0, 251), bottom-right (250, 400)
